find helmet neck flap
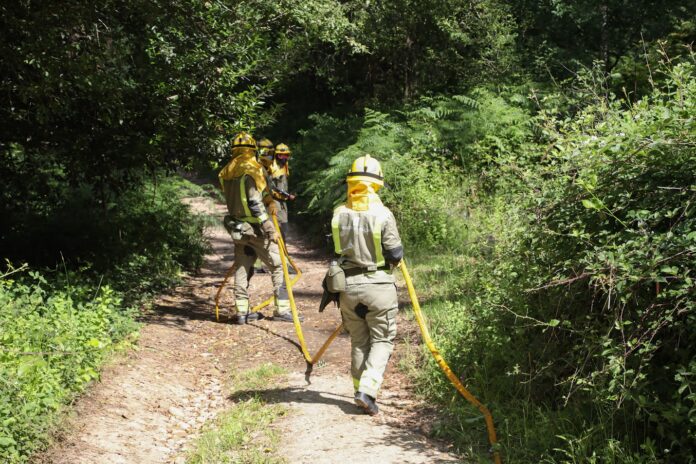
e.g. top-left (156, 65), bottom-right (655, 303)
top-left (347, 180), bottom-right (382, 211)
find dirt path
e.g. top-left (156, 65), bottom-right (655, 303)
top-left (37, 195), bottom-right (462, 464)
top-left (275, 374), bottom-right (460, 464)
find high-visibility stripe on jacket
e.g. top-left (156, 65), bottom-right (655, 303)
top-left (221, 174), bottom-right (269, 224)
top-left (331, 199), bottom-right (401, 270)
top-left (238, 175), bottom-right (268, 223)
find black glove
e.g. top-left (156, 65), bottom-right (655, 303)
top-left (319, 275), bottom-right (340, 312)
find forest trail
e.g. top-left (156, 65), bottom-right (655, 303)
top-left (36, 194), bottom-right (461, 464)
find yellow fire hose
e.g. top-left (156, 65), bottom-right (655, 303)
top-left (399, 260), bottom-right (502, 464)
top-left (274, 215), bottom-right (315, 363)
top-left (311, 322), bottom-right (344, 363)
top-left (272, 215), bottom-right (345, 366)
top-left (251, 233), bottom-right (303, 312)
top-left (213, 215), bottom-right (341, 366)
top-left (214, 263), bottom-right (238, 322)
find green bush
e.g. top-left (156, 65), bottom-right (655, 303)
top-left (409, 64), bottom-right (696, 462)
top-left (0, 175), bottom-right (210, 462)
top-left (106, 178), bottom-right (210, 301)
top-left (0, 269), bottom-right (137, 462)
top-left (2, 176), bottom-right (210, 303)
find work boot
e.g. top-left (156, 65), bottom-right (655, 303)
top-left (273, 299), bottom-right (302, 322)
top-left (234, 299), bottom-right (251, 325)
top-left (247, 312), bottom-right (262, 322)
top-left (354, 391), bottom-right (379, 415)
top-left (272, 312), bottom-right (303, 323)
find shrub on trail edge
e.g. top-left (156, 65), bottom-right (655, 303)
top-left (0, 272), bottom-right (137, 462)
top-left (0, 176), bottom-right (210, 463)
top-left (410, 64), bottom-right (696, 462)
top-left (1, 176), bottom-right (210, 304)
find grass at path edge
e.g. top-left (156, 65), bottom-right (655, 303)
top-left (186, 363), bottom-right (288, 464)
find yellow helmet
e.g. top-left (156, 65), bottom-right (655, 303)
top-left (275, 143), bottom-right (291, 159)
top-left (347, 154), bottom-right (384, 187)
top-left (257, 138), bottom-right (274, 166)
top-left (257, 138), bottom-right (274, 149)
top-left (232, 132), bottom-right (257, 149)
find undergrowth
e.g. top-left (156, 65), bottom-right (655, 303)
top-left (0, 176), bottom-right (211, 463)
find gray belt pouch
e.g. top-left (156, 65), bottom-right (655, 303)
top-left (224, 215), bottom-right (251, 241)
top-left (326, 261), bottom-right (346, 293)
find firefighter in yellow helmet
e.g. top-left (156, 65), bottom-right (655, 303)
top-left (218, 132), bottom-right (296, 324)
top-left (269, 143), bottom-right (296, 241)
top-left (330, 154), bottom-right (403, 415)
top-left (257, 138), bottom-right (275, 169)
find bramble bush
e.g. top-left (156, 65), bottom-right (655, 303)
top-left (411, 64), bottom-right (696, 462)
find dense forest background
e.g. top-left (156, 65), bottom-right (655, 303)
top-left (1, 1), bottom-right (695, 462)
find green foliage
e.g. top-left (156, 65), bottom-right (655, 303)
top-left (0, 176), bottom-right (209, 462)
top-left (104, 177), bottom-right (210, 301)
top-left (0, 269), bottom-right (138, 463)
top-left (509, 0), bottom-right (695, 79)
top-left (337, 0), bottom-right (519, 99)
top-left (2, 176), bottom-right (209, 301)
top-left (517, 63), bottom-right (696, 460)
top-left (296, 89), bottom-right (532, 251)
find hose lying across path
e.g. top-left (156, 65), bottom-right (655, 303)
top-left (214, 215), bottom-right (502, 463)
top-left (251, 228), bottom-right (303, 313)
top-left (273, 215), bottom-right (343, 365)
top-left (214, 263), bottom-right (237, 323)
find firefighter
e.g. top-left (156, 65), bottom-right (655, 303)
top-left (270, 143), bottom-right (295, 241)
top-left (330, 154), bottom-right (403, 415)
top-left (218, 132), bottom-right (297, 323)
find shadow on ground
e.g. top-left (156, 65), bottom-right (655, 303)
top-left (229, 386), bottom-right (360, 415)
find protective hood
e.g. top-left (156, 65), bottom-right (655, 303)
top-left (218, 150), bottom-right (268, 192)
top-left (270, 159), bottom-right (289, 178)
top-left (346, 179), bottom-right (382, 211)
top-left (259, 154), bottom-right (274, 170)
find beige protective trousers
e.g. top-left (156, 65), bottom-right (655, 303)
top-left (340, 282), bottom-right (398, 398)
top-left (233, 234), bottom-right (288, 315)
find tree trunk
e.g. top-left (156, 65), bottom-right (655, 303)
top-left (600, 2), bottom-right (610, 72)
top-left (404, 35), bottom-right (413, 101)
